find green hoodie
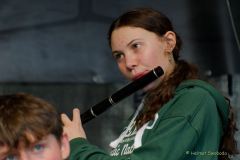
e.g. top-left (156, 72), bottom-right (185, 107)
top-left (69, 79), bottom-right (229, 160)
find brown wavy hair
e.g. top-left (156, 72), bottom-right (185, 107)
top-left (108, 7), bottom-right (238, 159)
top-left (136, 60), bottom-right (199, 127)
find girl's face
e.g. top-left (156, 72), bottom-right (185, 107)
top-left (111, 26), bottom-right (176, 91)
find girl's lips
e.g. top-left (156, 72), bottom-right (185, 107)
top-left (132, 72), bottom-right (148, 80)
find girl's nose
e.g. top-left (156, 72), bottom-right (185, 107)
top-left (125, 52), bottom-right (139, 71)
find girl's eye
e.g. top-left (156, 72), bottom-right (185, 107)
top-left (132, 43), bottom-right (140, 49)
top-left (31, 144), bottom-right (45, 153)
top-left (113, 52), bottom-right (124, 61)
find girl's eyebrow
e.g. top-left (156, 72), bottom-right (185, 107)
top-left (127, 38), bottom-right (142, 47)
top-left (112, 38), bottom-right (142, 54)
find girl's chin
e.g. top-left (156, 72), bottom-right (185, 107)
top-left (142, 82), bottom-right (157, 92)
top-left (142, 78), bottom-right (162, 92)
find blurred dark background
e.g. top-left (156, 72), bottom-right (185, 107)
top-left (0, 0), bottom-right (239, 156)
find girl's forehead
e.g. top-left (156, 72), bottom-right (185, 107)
top-left (112, 26), bottom-right (149, 38)
top-left (111, 27), bottom-right (158, 47)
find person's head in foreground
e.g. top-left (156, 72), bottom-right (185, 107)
top-left (0, 93), bottom-right (70, 160)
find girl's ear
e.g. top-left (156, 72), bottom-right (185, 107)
top-left (60, 133), bottom-right (70, 160)
top-left (163, 31), bottom-right (176, 53)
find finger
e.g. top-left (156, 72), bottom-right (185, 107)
top-left (61, 113), bottom-right (72, 125)
top-left (73, 108), bottom-right (81, 123)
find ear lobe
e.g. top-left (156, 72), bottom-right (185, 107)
top-left (60, 133), bottom-right (70, 160)
top-left (164, 31), bottom-right (176, 53)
